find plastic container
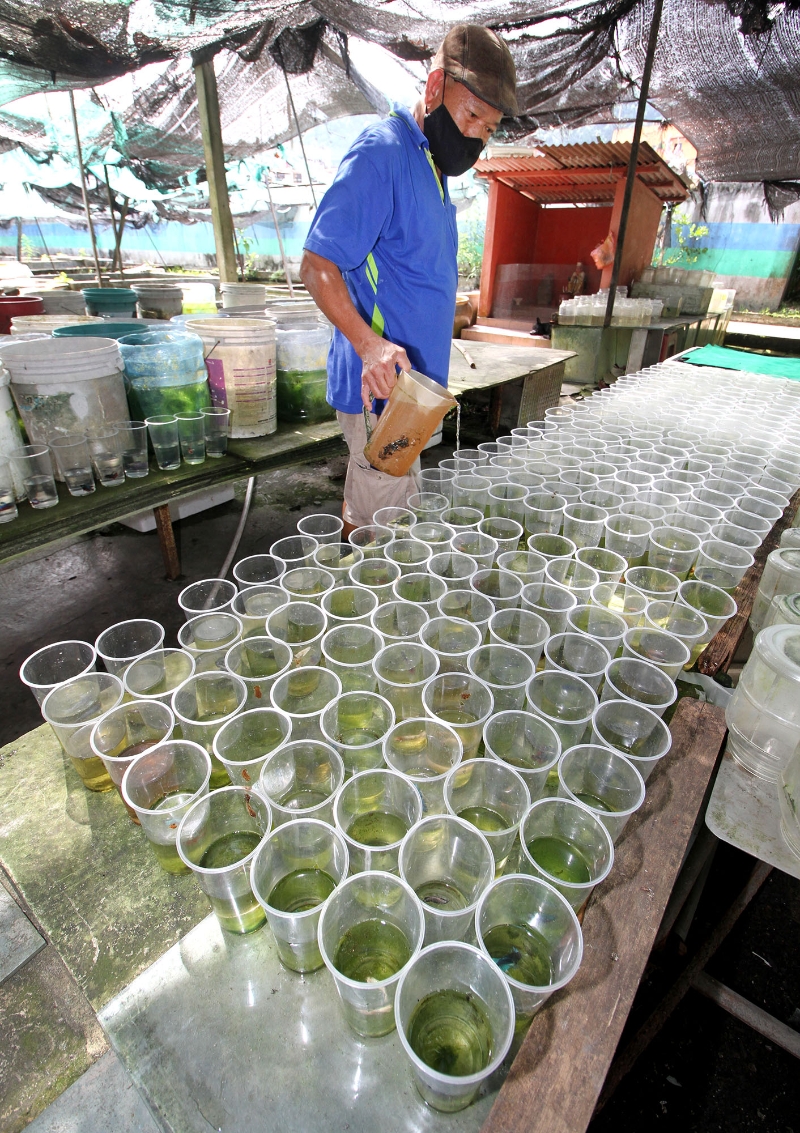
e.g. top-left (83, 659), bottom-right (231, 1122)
top-left (2, 337), bottom-right (128, 449)
top-left (750, 549), bottom-right (800, 636)
top-left (118, 330), bottom-right (211, 419)
top-left (0, 295), bottom-right (43, 334)
top-left (725, 624), bottom-right (800, 781)
top-left (220, 282), bottom-right (266, 309)
top-left (185, 318), bottom-right (276, 438)
top-left (10, 314), bottom-right (103, 335)
top-left (81, 288), bottom-right (137, 318)
top-left (273, 301), bottom-right (334, 424)
top-left (53, 320), bottom-right (159, 340)
top-left (132, 283), bottom-right (183, 320)
top-left (364, 370), bottom-right (457, 477)
top-left (0, 367), bottom-right (26, 498)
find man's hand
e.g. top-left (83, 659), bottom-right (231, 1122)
top-left (359, 334), bottom-right (412, 407)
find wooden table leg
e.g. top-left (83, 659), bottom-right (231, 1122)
top-left (153, 504), bottom-right (181, 580)
top-left (489, 386), bottom-right (503, 434)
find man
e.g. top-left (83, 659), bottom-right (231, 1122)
top-left (301, 24), bottom-right (518, 536)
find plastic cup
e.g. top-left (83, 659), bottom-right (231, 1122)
top-left (467, 643), bottom-right (534, 712)
top-left (420, 616), bottom-right (482, 674)
top-left (322, 584), bottom-right (378, 629)
top-left (436, 589), bottom-right (494, 639)
top-left (251, 819), bottom-right (349, 972)
top-left (176, 785), bottom-right (272, 934)
top-left (171, 671), bottom-right (247, 787)
top-left (519, 797), bottom-right (614, 909)
top-left (622, 626), bottom-right (690, 679)
top-left (521, 580), bottom-right (577, 636)
top-left (644, 599), bottom-right (709, 667)
top-left (428, 551), bottom-right (478, 592)
top-left (266, 601), bottom-right (327, 666)
top-left (269, 667), bottom-right (342, 742)
top-left (385, 538), bottom-right (432, 576)
top-left (475, 874), bottom-right (583, 1034)
top-left (20, 640), bottom-right (96, 708)
top-left (121, 649), bottom-right (195, 708)
top-left (177, 613), bottom-right (242, 673)
top-left (213, 705), bottom-right (292, 786)
top-left (223, 636), bottom-right (292, 707)
top-left (526, 670), bottom-right (598, 750)
top-left (348, 557), bottom-right (402, 604)
top-left (372, 641), bottom-right (439, 721)
top-left (395, 940), bottom-right (515, 1111)
top-left (270, 535), bottom-right (319, 571)
top-left (562, 502), bottom-right (607, 549)
top-left (488, 608), bottom-right (549, 667)
top-left (545, 558), bottom-right (600, 604)
top-left (230, 583), bottom-right (289, 637)
top-left (349, 523), bottom-right (395, 560)
top-left (710, 521), bottom-right (761, 552)
top-left (496, 550), bottom-right (546, 587)
top-left (121, 740), bottom-right (212, 873)
top-left (49, 434), bottom-right (96, 496)
top-left (646, 525), bottom-right (701, 580)
top-left (441, 506), bottom-right (484, 536)
top-left (89, 699), bottom-right (174, 816)
top-left (201, 405), bottom-right (230, 457)
top-left (0, 461), bottom-right (18, 520)
top-left (483, 710), bottom-right (561, 801)
top-left (93, 618), bottom-right (164, 678)
top-left (394, 571), bottom-right (448, 617)
top-left (677, 578), bottom-right (737, 640)
top-left (232, 554), bottom-right (284, 589)
top-left (399, 815), bottom-right (494, 944)
top-left (591, 699), bottom-right (672, 782)
top-left (371, 600), bottom-right (428, 644)
top-left (321, 624), bottom-right (384, 693)
top-left (410, 522), bottom-right (456, 550)
top-left (318, 870), bottom-right (425, 1037)
top-left (602, 656), bottom-right (678, 716)
top-left (602, 515), bottom-right (649, 568)
top-left (523, 491), bottom-right (566, 536)
top-left (443, 757), bottom-right (530, 871)
top-left (694, 539), bottom-right (754, 592)
top-left (334, 768), bottom-right (424, 873)
top-left (374, 506), bottom-right (416, 532)
top-left (557, 744), bottom-right (645, 841)
top-left (422, 672), bottom-right (494, 761)
top-left (488, 483), bottom-right (527, 526)
top-left (42, 672), bottom-right (124, 791)
top-left (177, 578), bottom-right (237, 620)
top-left (626, 565), bottom-right (681, 602)
top-left (479, 517), bottom-right (524, 556)
top-left (470, 568), bottom-right (523, 612)
top-left (320, 691), bottom-right (396, 775)
top-left (86, 428), bottom-right (125, 486)
top-left (257, 739), bottom-right (345, 826)
top-left (451, 474), bottom-right (491, 513)
top-left (576, 546), bottom-right (627, 588)
top-left (567, 602), bottom-right (627, 658)
top-left (314, 541), bottom-right (364, 585)
top-left (450, 531), bottom-right (498, 571)
top-left (590, 580), bottom-right (648, 628)
top-left (383, 718), bottom-right (463, 815)
top-left (145, 414), bottom-right (180, 470)
top-left (408, 491), bottom-right (450, 523)
top-left (419, 467), bottom-right (456, 504)
top-left (114, 420), bottom-right (149, 478)
top-left (544, 632), bottom-right (610, 691)
top-left (280, 566), bottom-right (336, 607)
top-left (297, 512), bottom-right (344, 545)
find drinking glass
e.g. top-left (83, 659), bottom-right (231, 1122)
top-left (348, 557), bottom-right (402, 604)
top-left (526, 533), bottom-right (576, 562)
top-left (270, 535), bottom-right (319, 571)
top-left (643, 599), bottom-right (708, 667)
top-left (693, 539), bottom-right (754, 592)
top-left (626, 565), bottom-right (681, 602)
top-left (436, 589), bottom-right (494, 639)
top-left (562, 502), bottom-right (607, 549)
top-left (622, 626), bottom-right (690, 679)
top-left (95, 618), bottom-right (165, 676)
top-left (171, 671), bottom-right (247, 787)
top-left (87, 428), bottom-right (125, 486)
top-left (523, 491), bottom-right (567, 536)
top-left (373, 641), bottom-right (439, 720)
top-left (407, 491), bottom-right (449, 523)
top-left (371, 599), bottom-right (428, 643)
top-left (394, 571), bottom-right (448, 617)
top-left (201, 406), bottom-right (230, 457)
top-left (487, 608), bottom-right (549, 666)
top-left (479, 517), bottom-right (524, 556)
top-left (385, 537), bottom-right (433, 577)
top-left (11, 443), bottom-right (59, 507)
top-left (470, 568), bottom-right (523, 612)
top-left (280, 566), bottom-right (336, 607)
top-left (322, 584), bottom-right (378, 630)
top-left (89, 699), bottom-right (174, 814)
top-left (177, 613), bottom-right (242, 673)
top-left (314, 541), bottom-right (364, 585)
top-left (49, 434), bottom-right (95, 495)
top-left (20, 640), bottom-right (96, 708)
top-left (467, 643), bottom-right (533, 712)
top-left (520, 581), bottom-right (577, 636)
top-left (230, 584), bottom-right (289, 637)
top-left (178, 577), bottom-right (237, 619)
top-left (575, 546), bottom-right (627, 587)
top-left (266, 601), bottom-right (327, 666)
top-left (117, 420), bottom-right (149, 477)
top-left (647, 525), bottom-right (701, 579)
top-left (450, 531), bottom-right (498, 571)
top-left (297, 512), bottom-right (344, 545)
top-left (544, 632), bottom-right (610, 691)
top-left (145, 414), bottom-right (180, 470)
top-left (232, 554), bottom-right (284, 589)
top-left (590, 581), bottom-right (648, 628)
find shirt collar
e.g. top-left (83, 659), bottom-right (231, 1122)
top-left (391, 103), bottom-right (428, 148)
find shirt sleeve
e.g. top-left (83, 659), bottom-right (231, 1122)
top-left (303, 138), bottom-right (394, 273)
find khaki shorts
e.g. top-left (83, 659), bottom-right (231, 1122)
top-left (337, 410), bottom-right (421, 529)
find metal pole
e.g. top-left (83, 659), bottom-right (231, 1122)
top-left (265, 178), bottom-right (295, 298)
top-left (69, 91), bottom-right (104, 286)
top-left (276, 45), bottom-right (318, 209)
top-left (603, 0), bottom-right (664, 328)
top-left (34, 218), bottom-right (56, 269)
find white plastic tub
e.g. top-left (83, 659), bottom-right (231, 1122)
top-left (220, 282), bottom-right (267, 309)
top-left (1, 337), bottom-right (129, 449)
top-left (10, 314), bottom-right (104, 334)
top-left (185, 318), bottom-right (276, 438)
top-left (0, 367), bottom-right (26, 498)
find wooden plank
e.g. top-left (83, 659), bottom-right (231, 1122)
top-left (153, 504), bottom-right (181, 580)
top-left (697, 486), bottom-right (800, 676)
top-left (690, 971), bottom-right (800, 1059)
top-left (482, 698), bottom-right (727, 1133)
top-left (193, 56), bottom-right (238, 284)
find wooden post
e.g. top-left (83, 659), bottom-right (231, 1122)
top-left (153, 504), bottom-right (181, 581)
top-left (193, 54), bottom-right (238, 283)
top-left (69, 91), bottom-right (104, 286)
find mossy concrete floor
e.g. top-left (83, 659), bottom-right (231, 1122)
top-left (0, 447), bottom-right (798, 1133)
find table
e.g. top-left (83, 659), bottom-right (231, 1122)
top-left (445, 341), bottom-right (575, 431)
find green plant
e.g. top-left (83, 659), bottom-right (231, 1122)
top-left (235, 228), bottom-right (259, 280)
top-left (56, 271), bottom-right (73, 285)
top-left (457, 216), bottom-right (485, 281)
top-left (653, 208), bottom-right (710, 267)
top-left (20, 235), bottom-right (35, 260)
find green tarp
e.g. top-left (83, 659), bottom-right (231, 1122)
top-left (683, 344), bottom-right (800, 381)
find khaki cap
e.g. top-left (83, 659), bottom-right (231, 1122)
top-left (432, 24), bottom-right (518, 118)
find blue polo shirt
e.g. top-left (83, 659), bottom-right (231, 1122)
top-left (303, 105), bottom-right (458, 415)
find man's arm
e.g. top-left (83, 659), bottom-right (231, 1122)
top-left (300, 249), bottom-right (410, 407)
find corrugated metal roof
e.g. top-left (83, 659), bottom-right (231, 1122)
top-left (475, 141), bottom-right (688, 204)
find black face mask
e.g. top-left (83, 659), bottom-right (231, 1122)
top-left (422, 101), bottom-right (484, 178)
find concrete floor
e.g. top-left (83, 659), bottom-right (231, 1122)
top-left (1, 440), bottom-right (798, 1132)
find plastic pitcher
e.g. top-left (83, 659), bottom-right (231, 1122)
top-left (363, 370), bottom-right (457, 477)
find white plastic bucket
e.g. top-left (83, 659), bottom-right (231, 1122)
top-left (132, 284), bottom-right (183, 320)
top-left (10, 314), bottom-right (104, 334)
top-left (185, 318), bottom-right (277, 439)
top-left (38, 291), bottom-right (89, 317)
top-left (1, 337), bottom-right (129, 450)
top-left (220, 283), bottom-right (267, 310)
top-left (0, 367), bottom-right (26, 498)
